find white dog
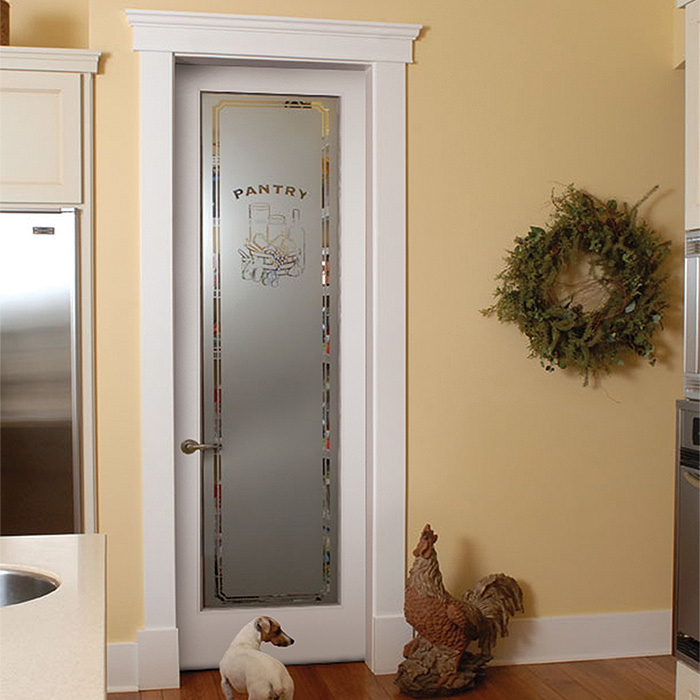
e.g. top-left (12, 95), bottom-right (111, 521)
top-left (219, 616), bottom-right (295, 700)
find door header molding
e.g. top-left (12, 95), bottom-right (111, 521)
top-left (127, 8), bottom-right (420, 689)
top-left (126, 9), bottom-right (421, 63)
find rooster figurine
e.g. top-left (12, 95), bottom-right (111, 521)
top-left (397, 524), bottom-right (524, 696)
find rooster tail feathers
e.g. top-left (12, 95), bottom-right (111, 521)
top-left (463, 573), bottom-right (524, 646)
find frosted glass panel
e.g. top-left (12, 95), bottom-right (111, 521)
top-left (201, 93), bottom-right (339, 607)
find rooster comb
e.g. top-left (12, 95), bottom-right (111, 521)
top-left (413, 523), bottom-right (438, 557)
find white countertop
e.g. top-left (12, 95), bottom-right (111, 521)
top-left (0, 534), bottom-right (106, 699)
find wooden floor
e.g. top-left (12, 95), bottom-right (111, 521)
top-left (108, 655), bottom-right (675, 699)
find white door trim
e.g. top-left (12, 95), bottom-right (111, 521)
top-left (126, 9), bottom-right (420, 689)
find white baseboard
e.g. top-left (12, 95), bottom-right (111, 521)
top-left (377, 609), bottom-right (671, 674)
top-left (108, 610), bottom-right (672, 690)
top-left (137, 626), bottom-right (180, 690)
top-left (493, 609), bottom-right (672, 665)
top-left (370, 614), bottom-right (413, 675)
top-left (106, 642), bottom-right (138, 693)
top-left (106, 627), bottom-right (180, 692)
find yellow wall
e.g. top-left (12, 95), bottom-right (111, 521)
top-left (675, 3), bottom-right (686, 69)
top-left (9, 0), bottom-right (88, 48)
top-left (9, 0), bottom-right (685, 643)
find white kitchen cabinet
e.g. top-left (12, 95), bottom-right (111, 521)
top-left (677, 6), bottom-right (700, 699)
top-left (683, 0), bottom-right (700, 230)
top-left (677, 660), bottom-right (700, 700)
top-left (0, 47), bottom-right (99, 205)
top-left (680, 1), bottom-right (700, 397)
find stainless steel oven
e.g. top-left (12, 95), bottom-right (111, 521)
top-left (674, 399), bottom-right (700, 670)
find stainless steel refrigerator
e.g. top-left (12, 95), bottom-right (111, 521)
top-left (0, 209), bottom-right (82, 534)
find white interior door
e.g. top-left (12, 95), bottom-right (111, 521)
top-left (174, 62), bottom-right (367, 669)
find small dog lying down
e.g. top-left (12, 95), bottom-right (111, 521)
top-left (220, 616), bottom-right (295, 700)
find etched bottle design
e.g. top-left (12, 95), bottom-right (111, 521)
top-left (288, 208), bottom-right (306, 276)
top-left (239, 203), bottom-right (270, 283)
top-left (267, 214), bottom-right (287, 251)
top-left (239, 204), bottom-right (305, 286)
top-left (249, 203), bottom-right (270, 250)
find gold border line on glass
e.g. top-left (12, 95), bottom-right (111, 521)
top-left (208, 95), bottom-right (334, 604)
top-left (212, 98), bottom-right (330, 138)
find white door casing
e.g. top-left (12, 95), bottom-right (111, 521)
top-left (127, 10), bottom-right (420, 689)
top-left (175, 63), bottom-right (367, 668)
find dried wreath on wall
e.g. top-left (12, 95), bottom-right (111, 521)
top-left (481, 185), bottom-right (671, 385)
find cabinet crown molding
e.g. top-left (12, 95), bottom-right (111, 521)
top-left (0, 47), bottom-right (100, 73)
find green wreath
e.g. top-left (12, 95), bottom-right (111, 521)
top-left (481, 185), bottom-right (671, 385)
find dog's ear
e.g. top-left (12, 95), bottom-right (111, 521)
top-left (255, 616), bottom-right (271, 637)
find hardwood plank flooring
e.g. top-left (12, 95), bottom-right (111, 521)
top-left (108, 655), bottom-right (676, 699)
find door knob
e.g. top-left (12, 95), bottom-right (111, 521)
top-left (180, 439), bottom-right (220, 455)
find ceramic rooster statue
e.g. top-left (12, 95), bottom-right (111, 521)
top-left (396, 524), bottom-right (524, 697)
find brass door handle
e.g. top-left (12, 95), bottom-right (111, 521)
top-left (180, 439), bottom-right (220, 455)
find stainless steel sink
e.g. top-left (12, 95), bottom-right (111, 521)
top-left (0, 567), bottom-right (60, 607)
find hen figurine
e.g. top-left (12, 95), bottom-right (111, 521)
top-left (397, 524), bottom-right (524, 696)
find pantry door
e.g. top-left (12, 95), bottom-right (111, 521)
top-left (173, 63), bottom-right (367, 669)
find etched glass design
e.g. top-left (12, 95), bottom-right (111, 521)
top-left (201, 93), bottom-right (339, 607)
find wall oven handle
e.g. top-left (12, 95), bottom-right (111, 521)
top-left (682, 468), bottom-right (700, 490)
